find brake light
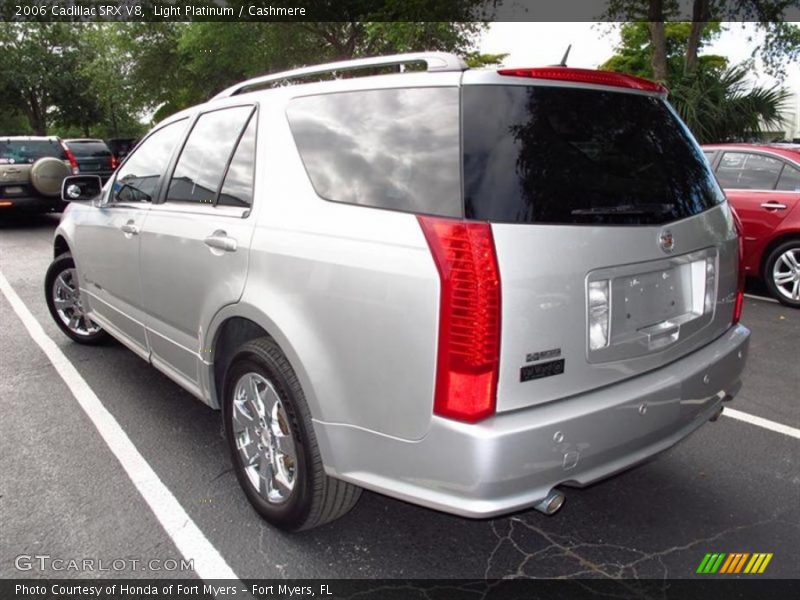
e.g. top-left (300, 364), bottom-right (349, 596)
top-left (111, 154), bottom-right (118, 169)
top-left (61, 142), bottom-right (80, 175)
top-left (418, 216), bottom-right (501, 423)
top-left (497, 67), bottom-right (667, 95)
top-left (731, 209), bottom-right (745, 324)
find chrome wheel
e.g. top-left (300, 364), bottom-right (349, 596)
top-left (772, 248), bottom-right (800, 302)
top-left (52, 268), bottom-right (101, 337)
top-left (231, 372), bottom-right (297, 503)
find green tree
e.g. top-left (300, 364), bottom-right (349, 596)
top-left (604, 0), bottom-right (800, 81)
top-left (602, 21), bottom-right (791, 142)
top-left (0, 23), bottom-right (84, 134)
top-left (127, 22), bottom-right (487, 120)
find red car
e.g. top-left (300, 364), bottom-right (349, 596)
top-left (703, 143), bottom-right (800, 307)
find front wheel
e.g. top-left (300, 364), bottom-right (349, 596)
top-left (223, 337), bottom-right (361, 531)
top-left (45, 253), bottom-right (109, 344)
top-left (764, 240), bottom-right (800, 308)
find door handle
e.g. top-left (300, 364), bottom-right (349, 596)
top-left (204, 231), bottom-right (238, 252)
top-left (760, 202), bottom-right (787, 210)
top-left (120, 221), bottom-right (139, 235)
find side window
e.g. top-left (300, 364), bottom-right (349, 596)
top-left (113, 120), bottom-right (186, 203)
top-left (166, 106), bottom-right (253, 206)
top-left (286, 87), bottom-right (461, 217)
top-left (716, 152), bottom-right (782, 190)
top-left (217, 115), bottom-right (257, 208)
top-left (776, 164), bottom-right (800, 192)
top-left (702, 150), bottom-right (717, 164)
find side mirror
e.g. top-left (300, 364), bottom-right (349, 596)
top-left (61, 175), bottom-right (102, 202)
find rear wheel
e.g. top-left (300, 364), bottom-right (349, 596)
top-left (45, 253), bottom-right (109, 344)
top-left (764, 240), bottom-right (800, 308)
top-left (223, 337), bottom-right (361, 530)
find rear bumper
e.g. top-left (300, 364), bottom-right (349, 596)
top-left (0, 194), bottom-right (63, 213)
top-left (315, 324), bottom-right (750, 518)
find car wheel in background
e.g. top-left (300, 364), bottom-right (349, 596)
top-left (223, 337), bottom-right (361, 531)
top-left (764, 239), bottom-right (800, 308)
top-left (45, 253), bottom-right (109, 344)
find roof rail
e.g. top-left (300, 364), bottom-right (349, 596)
top-left (212, 52), bottom-right (468, 99)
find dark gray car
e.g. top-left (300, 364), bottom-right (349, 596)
top-left (63, 139), bottom-right (116, 182)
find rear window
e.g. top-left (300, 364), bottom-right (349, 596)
top-left (286, 87), bottom-right (461, 217)
top-left (463, 86), bottom-right (725, 225)
top-left (0, 140), bottom-right (66, 164)
top-left (65, 140), bottom-right (112, 158)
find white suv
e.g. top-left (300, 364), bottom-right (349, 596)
top-left (46, 53), bottom-right (750, 531)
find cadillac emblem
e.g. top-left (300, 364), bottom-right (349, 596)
top-left (659, 229), bottom-right (675, 253)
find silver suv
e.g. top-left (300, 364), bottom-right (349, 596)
top-left (46, 53), bottom-right (750, 531)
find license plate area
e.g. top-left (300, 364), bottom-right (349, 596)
top-left (587, 248), bottom-right (717, 363)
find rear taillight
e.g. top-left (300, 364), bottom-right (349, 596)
top-left (418, 216), bottom-right (501, 423)
top-left (61, 142), bottom-right (80, 175)
top-left (497, 67), bottom-right (667, 96)
top-left (111, 154), bottom-right (118, 169)
top-left (731, 209), bottom-right (745, 324)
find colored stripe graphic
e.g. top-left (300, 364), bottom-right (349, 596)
top-left (734, 553), bottom-right (750, 573)
top-left (719, 554), bottom-right (736, 573)
top-left (700, 553), bottom-right (774, 574)
top-left (758, 554), bottom-right (773, 573)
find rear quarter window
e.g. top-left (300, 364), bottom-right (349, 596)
top-left (286, 87), bottom-right (461, 218)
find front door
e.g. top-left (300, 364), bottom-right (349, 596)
top-left (73, 119), bottom-right (188, 355)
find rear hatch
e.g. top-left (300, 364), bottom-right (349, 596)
top-left (461, 74), bottom-right (739, 413)
top-left (65, 140), bottom-right (114, 175)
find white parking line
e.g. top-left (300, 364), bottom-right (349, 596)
top-left (724, 408), bottom-right (800, 440)
top-left (0, 271), bottom-right (239, 581)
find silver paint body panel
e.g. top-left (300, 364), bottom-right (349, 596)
top-left (54, 67), bottom-right (751, 517)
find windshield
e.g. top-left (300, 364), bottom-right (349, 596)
top-left (462, 85), bottom-right (725, 225)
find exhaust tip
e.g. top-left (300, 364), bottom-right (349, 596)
top-left (534, 490), bottom-right (565, 515)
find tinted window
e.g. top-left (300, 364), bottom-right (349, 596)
top-left (717, 152), bottom-right (782, 190)
top-left (776, 163), bottom-right (800, 192)
top-left (463, 86), bottom-right (724, 225)
top-left (218, 116), bottom-right (256, 208)
top-left (66, 140), bottom-right (111, 158)
top-left (0, 140), bottom-right (66, 163)
top-left (113, 120), bottom-right (186, 203)
top-left (287, 87), bottom-right (460, 217)
top-left (166, 106), bottom-right (253, 205)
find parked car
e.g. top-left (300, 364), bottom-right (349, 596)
top-left (0, 136), bottom-right (79, 214)
top-left (63, 138), bottom-right (117, 182)
top-left (703, 143), bottom-right (800, 307)
top-left (47, 54), bottom-right (750, 531)
top-left (105, 137), bottom-right (138, 163)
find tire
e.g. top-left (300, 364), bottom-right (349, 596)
top-left (764, 239), bottom-right (800, 308)
top-left (45, 253), bottom-right (109, 344)
top-left (30, 157), bottom-right (70, 197)
top-left (223, 337), bottom-right (361, 531)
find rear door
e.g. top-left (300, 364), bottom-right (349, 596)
top-left (138, 105), bottom-right (258, 393)
top-left (461, 75), bottom-right (738, 413)
top-left (715, 151), bottom-right (800, 275)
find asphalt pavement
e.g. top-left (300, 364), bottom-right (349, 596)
top-left (1, 212), bottom-right (798, 582)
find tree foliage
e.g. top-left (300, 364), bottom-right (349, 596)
top-left (602, 20), bottom-right (792, 142)
top-left (0, 21), bottom-right (486, 135)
